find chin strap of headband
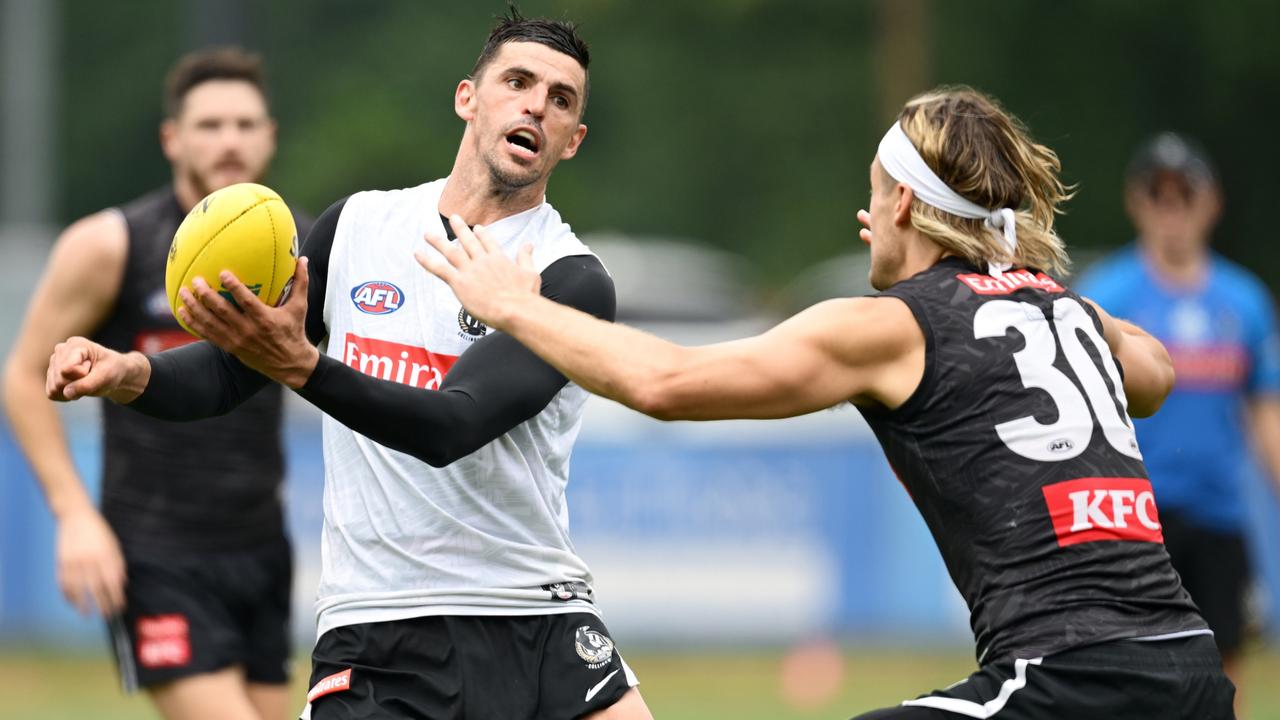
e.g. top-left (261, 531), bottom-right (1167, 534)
top-left (878, 122), bottom-right (1018, 277)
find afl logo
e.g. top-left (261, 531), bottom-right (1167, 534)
top-left (574, 626), bottom-right (615, 669)
top-left (351, 281), bottom-right (404, 315)
top-left (1047, 438), bottom-right (1075, 454)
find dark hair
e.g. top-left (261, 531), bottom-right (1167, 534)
top-left (164, 46), bottom-right (269, 119)
top-left (1126, 132), bottom-right (1218, 190)
top-left (469, 6), bottom-right (590, 110)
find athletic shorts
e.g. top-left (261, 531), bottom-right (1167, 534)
top-left (851, 634), bottom-right (1233, 719)
top-left (1160, 510), bottom-right (1251, 654)
top-left (301, 612), bottom-right (639, 720)
top-left (108, 540), bottom-right (293, 690)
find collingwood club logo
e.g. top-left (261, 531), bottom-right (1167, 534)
top-left (458, 306), bottom-right (488, 340)
top-left (574, 626), bottom-right (614, 669)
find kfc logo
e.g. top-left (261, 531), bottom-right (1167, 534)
top-left (1042, 477), bottom-right (1163, 547)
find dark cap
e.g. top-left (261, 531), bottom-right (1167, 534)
top-left (1127, 132), bottom-right (1217, 188)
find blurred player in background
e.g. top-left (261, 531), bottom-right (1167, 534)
top-left (419, 87), bottom-right (1235, 718)
top-left (42, 11), bottom-right (652, 720)
top-left (3, 48), bottom-right (312, 720)
top-left (1078, 132), bottom-right (1280, 712)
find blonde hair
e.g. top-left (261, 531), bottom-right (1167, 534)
top-left (895, 86), bottom-right (1074, 275)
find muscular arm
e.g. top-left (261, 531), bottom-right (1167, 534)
top-left (417, 220), bottom-right (926, 420)
top-left (2, 211), bottom-right (128, 614)
top-left (297, 255), bottom-right (615, 466)
top-left (417, 217), bottom-right (925, 421)
top-left (1084, 298), bottom-right (1174, 418)
top-left (3, 212), bottom-right (125, 517)
top-left (488, 293), bottom-right (921, 420)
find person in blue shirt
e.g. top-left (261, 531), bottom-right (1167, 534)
top-left (1078, 132), bottom-right (1280, 706)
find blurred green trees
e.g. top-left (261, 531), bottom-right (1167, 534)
top-left (53, 0), bottom-right (1280, 290)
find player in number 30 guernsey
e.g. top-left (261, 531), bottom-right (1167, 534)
top-left (421, 87), bottom-right (1236, 719)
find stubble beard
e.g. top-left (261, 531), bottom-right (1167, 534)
top-left (483, 149), bottom-right (541, 200)
top-left (183, 158), bottom-right (262, 199)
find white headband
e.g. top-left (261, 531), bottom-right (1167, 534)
top-left (877, 121), bottom-right (1018, 277)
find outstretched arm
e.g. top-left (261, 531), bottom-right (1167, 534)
top-left (417, 216), bottom-right (923, 420)
top-left (45, 198), bottom-right (342, 416)
top-left (1083, 299), bottom-right (1175, 418)
top-left (153, 195), bottom-right (623, 466)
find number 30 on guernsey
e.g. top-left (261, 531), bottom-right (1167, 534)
top-left (974, 297), bottom-right (1142, 463)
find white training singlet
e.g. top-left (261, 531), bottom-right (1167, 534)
top-left (313, 178), bottom-right (600, 636)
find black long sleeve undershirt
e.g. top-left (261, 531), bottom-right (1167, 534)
top-left (134, 339), bottom-right (273, 420)
top-left (131, 197), bottom-right (616, 467)
top-left (300, 256), bottom-right (612, 466)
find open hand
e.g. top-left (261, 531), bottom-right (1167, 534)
top-left (415, 214), bottom-right (541, 330)
top-left (177, 258), bottom-right (318, 389)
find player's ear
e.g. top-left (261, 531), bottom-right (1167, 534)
top-left (455, 79), bottom-right (477, 122)
top-left (160, 119), bottom-right (179, 163)
top-left (559, 124), bottom-right (587, 161)
top-left (893, 183), bottom-right (914, 226)
top-left (1202, 185), bottom-right (1224, 223)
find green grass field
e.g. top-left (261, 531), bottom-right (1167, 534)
top-left (4, 646), bottom-right (1280, 719)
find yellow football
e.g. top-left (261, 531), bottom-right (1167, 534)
top-left (165, 182), bottom-right (298, 336)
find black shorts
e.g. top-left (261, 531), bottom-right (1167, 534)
top-left (108, 540), bottom-right (293, 690)
top-left (302, 613), bottom-right (639, 720)
top-left (1161, 510), bottom-right (1250, 654)
top-left (852, 634), bottom-right (1234, 720)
